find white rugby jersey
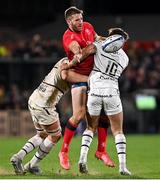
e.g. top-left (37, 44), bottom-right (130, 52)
top-left (89, 41), bottom-right (129, 90)
top-left (29, 58), bottom-right (70, 107)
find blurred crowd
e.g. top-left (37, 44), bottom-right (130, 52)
top-left (0, 33), bottom-right (160, 112)
top-left (0, 32), bottom-right (65, 59)
top-left (120, 41), bottom-right (160, 94)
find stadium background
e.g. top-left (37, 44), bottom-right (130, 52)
top-left (0, 0), bottom-right (160, 137)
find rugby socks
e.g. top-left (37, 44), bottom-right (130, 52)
top-left (60, 119), bottom-right (77, 153)
top-left (97, 119), bottom-right (109, 152)
top-left (16, 135), bottom-right (43, 160)
top-left (97, 127), bottom-right (108, 152)
top-left (79, 129), bottom-right (93, 163)
top-left (29, 137), bottom-right (54, 167)
top-left (115, 134), bottom-right (127, 169)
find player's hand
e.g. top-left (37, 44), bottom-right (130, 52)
top-left (73, 53), bottom-right (82, 63)
top-left (60, 62), bottom-right (69, 71)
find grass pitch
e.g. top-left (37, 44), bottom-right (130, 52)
top-left (0, 134), bottom-right (160, 179)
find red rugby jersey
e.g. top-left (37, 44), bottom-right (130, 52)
top-left (63, 22), bottom-right (96, 75)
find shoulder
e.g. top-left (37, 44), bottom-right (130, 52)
top-left (83, 22), bottom-right (94, 29)
top-left (63, 29), bottom-right (75, 43)
top-left (118, 49), bottom-right (129, 62)
top-left (54, 57), bottom-right (69, 68)
top-left (63, 29), bottom-right (72, 37)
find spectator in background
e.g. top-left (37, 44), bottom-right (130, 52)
top-left (0, 85), bottom-right (6, 109)
top-left (136, 67), bottom-right (147, 89)
top-left (0, 43), bottom-right (11, 57)
top-left (5, 84), bottom-right (23, 109)
top-left (12, 39), bottom-right (31, 60)
top-left (44, 39), bottom-right (65, 58)
top-left (30, 34), bottom-right (46, 57)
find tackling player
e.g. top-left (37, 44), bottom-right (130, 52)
top-left (10, 57), bottom-right (88, 175)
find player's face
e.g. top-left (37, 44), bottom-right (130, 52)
top-left (68, 13), bottom-right (83, 32)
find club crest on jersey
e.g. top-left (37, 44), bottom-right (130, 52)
top-left (70, 34), bottom-right (74, 40)
top-left (85, 29), bottom-right (91, 35)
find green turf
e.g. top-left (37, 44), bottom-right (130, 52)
top-left (0, 134), bottom-right (160, 179)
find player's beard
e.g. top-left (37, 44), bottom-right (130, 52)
top-left (72, 23), bottom-right (82, 32)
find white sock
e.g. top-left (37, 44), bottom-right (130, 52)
top-left (79, 129), bottom-right (93, 164)
top-left (115, 134), bottom-right (126, 170)
top-left (17, 134), bottom-right (43, 160)
top-left (29, 137), bottom-right (54, 167)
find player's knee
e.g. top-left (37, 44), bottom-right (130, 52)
top-left (111, 128), bottom-right (123, 137)
top-left (74, 108), bottom-right (86, 121)
top-left (88, 124), bottom-right (97, 133)
top-left (38, 131), bottom-right (48, 139)
top-left (49, 133), bottom-right (62, 144)
top-left (46, 127), bottom-right (62, 143)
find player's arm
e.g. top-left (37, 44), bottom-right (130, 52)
top-left (68, 41), bottom-right (82, 55)
top-left (61, 44), bottom-right (97, 70)
top-left (61, 70), bottom-right (88, 83)
top-left (95, 33), bottom-right (106, 41)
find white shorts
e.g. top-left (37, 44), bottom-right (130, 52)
top-left (28, 100), bottom-right (59, 125)
top-left (87, 88), bottom-right (123, 116)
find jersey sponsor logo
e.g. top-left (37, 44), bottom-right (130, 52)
top-left (91, 93), bottom-right (113, 98)
top-left (99, 75), bottom-right (118, 82)
top-left (38, 83), bottom-right (47, 92)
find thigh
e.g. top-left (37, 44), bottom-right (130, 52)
top-left (87, 94), bottom-right (102, 116)
top-left (103, 95), bottom-right (123, 116)
top-left (71, 86), bottom-right (87, 115)
top-left (29, 101), bottom-right (59, 125)
top-left (42, 120), bottom-right (61, 136)
top-left (31, 107), bottom-right (61, 137)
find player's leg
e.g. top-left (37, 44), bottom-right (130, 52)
top-left (10, 108), bottom-right (46, 175)
top-left (105, 95), bottom-right (131, 175)
top-left (79, 113), bottom-right (99, 173)
top-left (78, 94), bottom-right (101, 173)
top-left (59, 84), bottom-right (87, 170)
top-left (108, 112), bottom-right (131, 175)
top-left (95, 113), bottom-right (115, 167)
top-left (24, 120), bottom-right (62, 175)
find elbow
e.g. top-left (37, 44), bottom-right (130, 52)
top-left (89, 45), bottom-right (96, 55)
top-left (61, 70), bottom-right (68, 81)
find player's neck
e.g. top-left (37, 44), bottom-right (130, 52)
top-left (68, 26), bottom-right (81, 33)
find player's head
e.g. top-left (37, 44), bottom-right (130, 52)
top-left (64, 6), bottom-right (83, 32)
top-left (108, 27), bottom-right (129, 41)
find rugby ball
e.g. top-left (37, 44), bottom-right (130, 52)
top-left (102, 34), bottom-right (125, 53)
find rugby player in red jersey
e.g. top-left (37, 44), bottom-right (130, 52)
top-left (59, 6), bottom-right (115, 170)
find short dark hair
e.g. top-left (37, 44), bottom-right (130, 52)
top-left (64, 6), bottom-right (83, 20)
top-left (108, 27), bottom-right (129, 40)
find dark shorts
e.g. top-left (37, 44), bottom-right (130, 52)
top-left (71, 82), bottom-right (88, 89)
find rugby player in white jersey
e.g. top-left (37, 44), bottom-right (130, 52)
top-left (61, 27), bottom-right (131, 175)
top-left (10, 57), bottom-right (88, 175)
